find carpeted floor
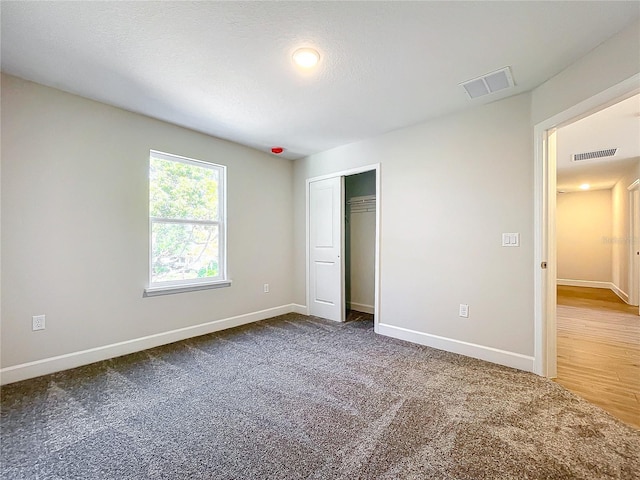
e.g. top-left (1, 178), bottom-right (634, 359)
top-left (1, 313), bottom-right (639, 479)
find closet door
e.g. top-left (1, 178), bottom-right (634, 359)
top-left (309, 177), bottom-right (344, 322)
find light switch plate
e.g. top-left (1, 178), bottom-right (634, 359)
top-left (459, 304), bottom-right (469, 318)
top-left (502, 233), bottom-right (519, 247)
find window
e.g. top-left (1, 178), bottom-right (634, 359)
top-left (145, 150), bottom-right (228, 296)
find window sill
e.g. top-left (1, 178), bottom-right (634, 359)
top-left (144, 280), bottom-right (232, 297)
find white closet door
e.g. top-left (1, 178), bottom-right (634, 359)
top-left (309, 177), bottom-right (344, 322)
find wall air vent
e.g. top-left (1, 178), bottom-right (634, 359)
top-left (572, 148), bottom-right (618, 162)
top-left (459, 67), bottom-right (515, 99)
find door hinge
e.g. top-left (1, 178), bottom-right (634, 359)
top-left (541, 261), bottom-right (547, 269)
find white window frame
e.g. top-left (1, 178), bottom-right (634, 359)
top-left (144, 150), bottom-right (230, 297)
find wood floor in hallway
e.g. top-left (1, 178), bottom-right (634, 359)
top-left (556, 285), bottom-right (640, 429)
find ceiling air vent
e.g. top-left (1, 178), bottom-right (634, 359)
top-left (460, 67), bottom-right (515, 99)
top-left (572, 148), bottom-right (618, 162)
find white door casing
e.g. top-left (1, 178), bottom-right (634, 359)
top-left (534, 74), bottom-right (640, 377)
top-left (545, 128), bottom-right (558, 378)
top-left (308, 177), bottom-right (344, 322)
top-left (629, 182), bottom-right (640, 308)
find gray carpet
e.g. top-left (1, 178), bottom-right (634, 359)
top-left (1, 313), bottom-right (639, 479)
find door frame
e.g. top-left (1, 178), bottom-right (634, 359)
top-left (306, 163), bottom-right (381, 330)
top-left (533, 74), bottom-right (640, 377)
top-left (629, 179), bottom-right (640, 307)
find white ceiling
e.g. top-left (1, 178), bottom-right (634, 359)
top-left (1, 2), bottom-right (639, 160)
top-left (557, 94), bottom-right (640, 192)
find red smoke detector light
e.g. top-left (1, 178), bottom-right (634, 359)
top-left (271, 147), bottom-right (284, 154)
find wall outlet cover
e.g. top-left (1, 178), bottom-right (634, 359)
top-left (32, 315), bottom-right (46, 331)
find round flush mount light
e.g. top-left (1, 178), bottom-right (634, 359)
top-left (580, 183), bottom-right (590, 190)
top-left (292, 48), bottom-right (320, 69)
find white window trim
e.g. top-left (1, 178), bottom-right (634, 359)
top-left (144, 279), bottom-right (232, 297)
top-left (145, 150), bottom-right (229, 297)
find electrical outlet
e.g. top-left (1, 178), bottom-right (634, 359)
top-left (459, 304), bottom-right (469, 318)
top-left (32, 315), bottom-right (46, 331)
top-left (263, 283), bottom-right (270, 293)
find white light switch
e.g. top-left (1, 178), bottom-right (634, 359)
top-left (502, 233), bottom-right (519, 247)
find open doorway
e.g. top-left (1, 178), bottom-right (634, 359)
top-left (345, 171), bottom-right (376, 325)
top-left (534, 76), bottom-right (640, 378)
top-left (555, 94), bottom-right (640, 306)
top-left (549, 93), bottom-right (640, 428)
top-left (306, 164), bottom-right (381, 329)
top-left (630, 181), bottom-right (640, 309)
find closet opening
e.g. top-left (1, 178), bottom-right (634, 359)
top-left (345, 171), bottom-right (376, 325)
top-left (306, 164), bottom-right (380, 329)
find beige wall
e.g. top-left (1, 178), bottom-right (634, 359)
top-left (557, 189), bottom-right (612, 283)
top-left (611, 160), bottom-right (640, 297)
top-left (1, 74), bottom-right (294, 368)
top-left (294, 93), bottom-right (534, 358)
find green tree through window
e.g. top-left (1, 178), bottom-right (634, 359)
top-left (149, 151), bottom-right (226, 286)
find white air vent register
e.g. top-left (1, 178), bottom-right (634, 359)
top-left (460, 67), bottom-right (515, 99)
top-left (572, 148), bottom-right (618, 162)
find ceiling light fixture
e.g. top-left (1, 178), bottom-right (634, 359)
top-left (580, 184), bottom-right (590, 190)
top-left (292, 48), bottom-right (320, 69)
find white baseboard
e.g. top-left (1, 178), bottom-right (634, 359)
top-left (347, 302), bottom-right (374, 314)
top-left (557, 279), bottom-right (630, 303)
top-left (609, 283), bottom-right (629, 303)
top-left (557, 279), bottom-right (611, 289)
top-left (377, 323), bottom-right (535, 372)
top-left (0, 304), bottom-right (303, 386)
top-left (291, 304), bottom-right (309, 315)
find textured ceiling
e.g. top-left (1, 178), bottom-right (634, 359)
top-left (1, 1), bottom-right (639, 160)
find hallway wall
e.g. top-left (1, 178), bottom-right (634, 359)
top-left (557, 189), bottom-right (612, 284)
top-left (611, 159), bottom-right (640, 299)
